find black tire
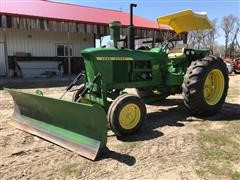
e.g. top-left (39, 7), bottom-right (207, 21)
top-left (72, 84), bottom-right (85, 102)
top-left (182, 56), bottom-right (229, 116)
top-left (225, 60), bottom-right (234, 74)
top-left (107, 94), bottom-right (146, 136)
top-left (234, 69), bottom-right (240, 74)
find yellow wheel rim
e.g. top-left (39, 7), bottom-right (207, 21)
top-left (204, 69), bottom-right (224, 105)
top-left (119, 103), bottom-right (141, 130)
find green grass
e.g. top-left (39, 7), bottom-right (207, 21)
top-left (61, 160), bottom-right (100, 178)
top-left (232, 172), bottom-right (240, 180)
top-left (195, 122), bottom-right (240, 180)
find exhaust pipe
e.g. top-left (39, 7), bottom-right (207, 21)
top-left (127, 3), bottom-right (137, 50)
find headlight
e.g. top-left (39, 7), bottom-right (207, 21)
top-left (185, 50), bottom-right (190, 55)
top-left (191, 50), bottom-right (195, 55)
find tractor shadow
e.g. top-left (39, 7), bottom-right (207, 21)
top-left (98, 100), bottom-right (239, 165)
top-left (0, 77), bottom-right (84, 89)
top-left (97, 147), bottom-right (136, 166)
top-left (205, 102), bottom-right (240, 121)
top-left (117, 98), bottom-right (187, 142)
top-left (117, 98), bottom-right (240, 142)
top-left (0, 80), bottom-right (70, 89)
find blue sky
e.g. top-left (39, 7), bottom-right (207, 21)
top-left (56, 0), bottom-right (240, 45)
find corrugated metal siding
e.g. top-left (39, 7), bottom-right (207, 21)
top-left (2, 29), bottom-right (94, 56)
top-left (0, 43), bottom-right (6, 76)
top-left (0, 32), bottom-right (6, 76)
top-left (0, 31), bottom-right (3, 42)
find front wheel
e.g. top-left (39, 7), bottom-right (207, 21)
top-left (72, 84), bottom-right (92, 104)
top-left (107, 94), bottom-right (146, 136)
top-left (72, 84), bottom-right (85, 102)
top-left (182, 56), bottom-right (229, 116)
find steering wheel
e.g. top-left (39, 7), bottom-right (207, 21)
top-left (167, 41), bottom-right (175, 50)
top-left (161, 41), bottom-right (175, 51)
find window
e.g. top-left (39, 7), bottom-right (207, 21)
top-left (56, 44), bottom-right (73, 57)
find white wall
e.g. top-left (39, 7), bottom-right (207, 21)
top-left (0, 28), bottom-right (94, 78)
top-left (0, 31), bottom-right (6, 76)
top-left (0, 31), bottom-right (3, 42)
top-left (2, 29), bottom-right (94, 57)
top-left (0, 43), bottom-right (6, 76)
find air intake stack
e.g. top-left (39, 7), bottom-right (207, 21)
top-left (127, 3), bottom-right (137, 50)
top-left (109, 21), bottom-right (121, 48)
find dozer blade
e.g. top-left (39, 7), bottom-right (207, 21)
top-left (5, 88), bottom-right (107, 160)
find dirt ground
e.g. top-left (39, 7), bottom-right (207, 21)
top-left (0, 75), bottom-right (239, 180)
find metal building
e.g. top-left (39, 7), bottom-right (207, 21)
top-left (0, 0), bottom-right (187, 79)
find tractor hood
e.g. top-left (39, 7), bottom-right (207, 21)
top-left (81, 47), bottom-right (167, 61)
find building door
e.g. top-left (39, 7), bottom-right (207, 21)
top-left (0, 43), bottom-right (6, 76)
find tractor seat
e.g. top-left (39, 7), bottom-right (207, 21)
top-left (167, 48), bottom-right (186, 59)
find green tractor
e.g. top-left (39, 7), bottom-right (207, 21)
top-left (6, 6), bottom-right (229, 160)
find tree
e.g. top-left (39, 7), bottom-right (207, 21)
top-left (187, 18), bottom-right (219, 51)
top-left (213, 43), bottom-right (225, 57)
top-left (206, 19), bottom-right (219, 51)
top-left (221, 15), bottom-right (239, 57)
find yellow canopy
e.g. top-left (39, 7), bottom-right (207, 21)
top-left (157, 10), bottom-right (213, 34)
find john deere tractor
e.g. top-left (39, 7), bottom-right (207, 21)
top-left (6, 5), bottom-right (229, 160)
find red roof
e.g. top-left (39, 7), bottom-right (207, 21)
top-left (0, 0), bottom-right (169, 30)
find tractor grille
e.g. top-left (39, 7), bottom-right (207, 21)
top-left (113, 61), bottom-right (129, 83)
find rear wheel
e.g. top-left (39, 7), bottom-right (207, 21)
top-left (107, 94), bottom-right (146, 136)
top-left (182, 56), bottom-right (229, 116)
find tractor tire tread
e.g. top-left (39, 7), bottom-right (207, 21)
top-left (182, 55), bottom-right (229, 116)
top-left (107, 94), bottom-right (146, 136)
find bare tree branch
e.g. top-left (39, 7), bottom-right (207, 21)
top-left (221, 15), bottom-right (239, 57)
